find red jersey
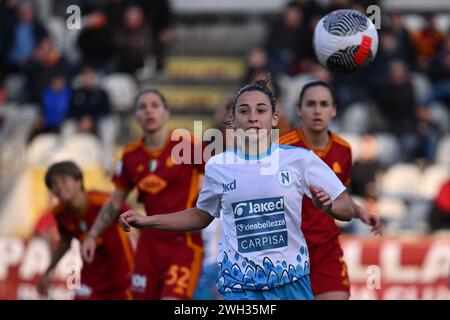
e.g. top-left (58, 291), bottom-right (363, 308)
top-left (53, 191), bottom-right (134, 293)
top-left (436, 180), bottom-right (450, 212)
top-left (112, 133), bottom-right (205, 244)
top-left (280, 128), bottom-right (352, 246)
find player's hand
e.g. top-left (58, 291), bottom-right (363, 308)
top-left (119, 210), bottom-right (147, 232)
top-left (81, 235), bottom-right (97, 264)
top-left (310, 186), bottom-right (333, 212)
top-left (355, 205), bottom-right (382, 236)
top-left (37, 272), bottom-right (51, 297)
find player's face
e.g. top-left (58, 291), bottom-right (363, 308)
top-left (231, 90), bottom-right (278, 144)
top-left (50, 175), bottom-right (82, 204)
top-left (297, 86), bottom-right (336, 133)
top-left (135, 92), bottom-right (169, 133)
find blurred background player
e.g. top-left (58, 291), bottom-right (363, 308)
top-left (279, 80), bottom-right (381, 300)
top-left (81, 89), bottom-right (205, 300)
top-left (37, 160), bottom-right (134, 300)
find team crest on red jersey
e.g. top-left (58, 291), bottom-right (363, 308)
top-left (138, 174), bottom-right (167, 194)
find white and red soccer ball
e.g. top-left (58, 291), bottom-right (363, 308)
top-left (313, 9), bottom-right (379, 73)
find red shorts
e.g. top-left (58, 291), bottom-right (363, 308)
top-left (308, 237), bottom-right (350, 296)
top-left (130, 233), bottom-right (203, 300)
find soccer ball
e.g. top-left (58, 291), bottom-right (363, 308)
top-left (313, 9), bottom-right (378, 73)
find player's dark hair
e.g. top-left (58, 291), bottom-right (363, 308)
top-left (45, 161), bottom-right (84, 190)
top-left (135, 88), bottom-right (168, 110)
top-left (231, 74), bottom-right (276, 114)
top-left (285, 0), bottom-right (302, 11)
top-left (298, 80), bottom-right (336, 108)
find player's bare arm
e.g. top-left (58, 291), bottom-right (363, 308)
top-left (37, 232), bottom-right (72, 296)
top-left (82, 188), bottom-right (129, 263)
top-left (119, 208), bottom-right (214, 233)
top-left (350, 199), bottom-right (382, 235)
top-left (311, 186), bottom-right (354, 221)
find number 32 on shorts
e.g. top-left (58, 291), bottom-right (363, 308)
top-left (165, 265), bottom-right (191, 295)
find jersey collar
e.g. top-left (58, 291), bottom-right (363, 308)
top-left (233, 143), bottom-right (279, 160)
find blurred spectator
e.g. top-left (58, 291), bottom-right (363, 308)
top-left (389, 13), bottom-right (416, 68)
top-left (242, 48), bottom-right (270, 84)
top-left (67, 66), bottom-right (111, 134)
top-left (428, 179), bottom-right (450, 231)
top-left (4, 1), bottom-right (48, 74)
top-left (112, 6), bottom-right (153, 74)
top-left (350, 134), bottom-right (382, 199)
top-left (77, 10), bottom-right (111, 70)
top-left (429, 33), bottom-right (450, 83)
top-left (265, 1), bottom-right (311, 75)
top-left (410, 14), bottom-right (444, 72)
top-left (374, 60), bottom-right (421, 160)
top-left (242, 48), bottom-right (281, 100)
top-left (23, 38), bottom-right (72, 103)
top-left (295, 0), bottom-right (322, 26)
top-left (362, 29), bottom-right (409, 94)
top-left (38, 73), bottom-right (71, 133)
top-left (0, 0), bottom-right (19, 81)
top-left (136, 0), bottom-right (175, 71)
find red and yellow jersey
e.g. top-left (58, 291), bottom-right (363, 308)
top-left (52, 190), bottom-right (134, 293)
top-left (279, 128), bottom-right (352, 246)
top-left (112, 132), bottom-right (204, 244)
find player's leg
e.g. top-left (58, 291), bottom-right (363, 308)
top-left (73, 283), bottom-right (96, 300)
top-left (130, 236), bottom-right (160, 300)
top-left (315, 291), bottom-right (350, 300)
top-left (96, 288), bottom-right (133, 300)
top-left (308, 238), bottom-right (350, 300)
top-left (160, 234), bottom-right (204, 300)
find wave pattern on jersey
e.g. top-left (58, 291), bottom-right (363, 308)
top-left (326, 45), bottom-right (373, 73)
top-left (324, 10), bottom-right (368, 36)
top-left (216, 249), bottom-right (310, 293)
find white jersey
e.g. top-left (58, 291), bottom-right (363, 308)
top-left (196, 144), bottom-right (346, 293)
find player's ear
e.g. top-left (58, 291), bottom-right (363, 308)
top-left (75, 178), bottom-right (83, 191)
top-left (296, 103), bottom-right (302, 118)
top-left (332, 104), bottom-right (337, 118)
top-left (272, 110), bottom-right (279, 128)
top-left (229, 113), bottom-right (237, 129)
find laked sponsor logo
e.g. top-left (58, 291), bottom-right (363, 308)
top-left (232, 197), bottom-right (284, 218)
top-left (222, 179), bottom-right (236, 192)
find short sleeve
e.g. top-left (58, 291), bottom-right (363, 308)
top-left (112, 155), bottom-right (134, 191)
top-left (301, 151), bottom-right (346, 201)
top-left (196, 165), bottom-right (222, 218)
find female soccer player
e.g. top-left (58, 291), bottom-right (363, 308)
top-left (280, 80), bottom-right (381, 300)
top-left (81, 89), bottom-right (205, 300)
top-left (118, 79), bottom-right (379, 300)
top-left (38, 161), bottom-right (133, 300)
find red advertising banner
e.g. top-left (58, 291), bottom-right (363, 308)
top-left (0, 234), bottom-right (449, 299)
top-left (0, 236), bottom-right (81, 300)
top-left (341, 235), bottom-right (450, 300)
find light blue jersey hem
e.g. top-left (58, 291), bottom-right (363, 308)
top-left (220, 275), bottom-right (314, 300)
